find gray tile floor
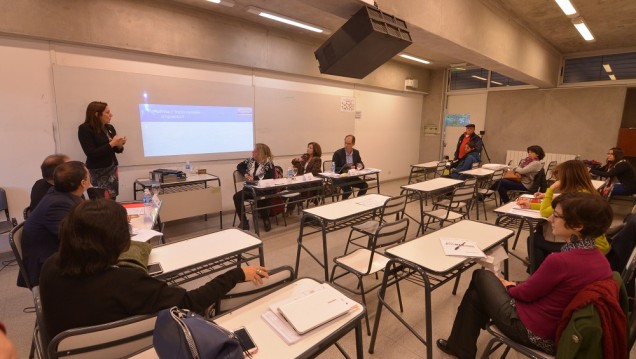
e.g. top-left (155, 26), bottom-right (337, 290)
top-left (0, 178), bottom-right (633, 358)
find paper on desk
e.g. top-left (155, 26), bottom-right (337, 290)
top-left (439, 237), bottom-right (486, 258)
top-left (123, 203), bottom-right (145, 216)
top-left (130, 228), bottom-right (163, 242)
top-left (508, 206), bottom-right (544, 219)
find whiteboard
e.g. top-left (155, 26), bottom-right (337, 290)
top-left (53, 65), bottom-right (254, 166)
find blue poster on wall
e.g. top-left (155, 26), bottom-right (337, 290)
top-left (444, 114), bottom-right (470, 127)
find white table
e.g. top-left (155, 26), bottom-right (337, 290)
top-left (407, 161), bottom-right (440, 183)
top-left (482, 163), bottom-right (509, 171)
top-left (134, 174), bottom-right (222, 227)
top-left (295, 193), bottom-right (390, 281)
top-left (592, 179), bottom-right (605, 191)
top-left (400, 178), bottom-right (464, 235)
top-left (244, 176), bottom-right (324, 236)
top-left (460, 167), bottom-right (494, 178)
top-left (494, 202), bottom-right (547, 273)
top-left (149, 228), bottom-right (264, 286)
top-left (318, 168), bottom-right (381, 200)
top-left (130, 278), bottom-right (365, 359)
top-left (368, 220), bottom-right (514, 358)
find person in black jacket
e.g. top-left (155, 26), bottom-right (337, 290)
top-left (78, 101), bottom-right (126, 200)
top-left (40, 199), bottom-right (268, 339)
top-left (332, 134), bottom-right (367, 200)
top-left (19, 161), bottom-right (89, 288)
top-left (453, 124), bottom-right (482, 162)
top-left (590, 147), bottom-right (636, 195)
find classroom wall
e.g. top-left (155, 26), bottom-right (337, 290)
top-left (0, 35), bottom-right (425, 224)
top-left (484, 87), bottom-right (627, 163)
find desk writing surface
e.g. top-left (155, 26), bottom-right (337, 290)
top-left (148, 229), bottom-right (260, 274)
top-left (482, 163), bottom-right (508, 171)
top-left (401, 178), bottom-right (463, 192)
top-left (318, 168), bottom-right (381, 178)
top-left (494, 202), bottom-right (546, 220)
top-left (460, 168), bottom-right (494, 177)
top-left (411, 161), bottom-right (439, 169)
top-left (250, 176), bottom-right (322, 188)
top-left (302, 194), bottom-right (390, 221)
top-left (591, 180), bottom-right (605, 190)
top-left (386, 220), bottom-right (513, 274)
top-left (213, 278), bottom-right (364, 359)
top-left (135, 173), bottom-right (219, 187)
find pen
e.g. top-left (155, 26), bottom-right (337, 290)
top-left (455, 241), bottom-right (466, 250)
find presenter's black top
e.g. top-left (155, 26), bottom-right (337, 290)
top-left (78, 123), bottom-right (123, 169)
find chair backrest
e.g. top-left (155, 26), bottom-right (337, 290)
top-left (33, 286), bottom-right (156, 359)
top-left (9, 222), bottom-right (32, 290)
top-left (482, 169), bottom-right (505, 191)
top-left (23, 206), bottom-right (31, 220)
top-left (322, 160), bottom-right (334, 173)
top-left (0, 187), bottom-right (16, 234)
top-left (527, 168), bottom-right (547, 193)
top-left (378, 195), bottom-right (408, 222)
top-left (372, 218), bottom-right (410, 256)
top-left (274, 165), bottom-right (284, 179)
top-left (233, 170), bottom-right (245, 194)
top-left (434, 161), bottom-right (447, 178)
top-left (463, 177), bottom-right (477, 189)
top-left (214, 266), bottom-right (295, 314)
top-left (451, 184), bottom-right (476, 204)
top-left (545, 160), bottom-right (558, 180)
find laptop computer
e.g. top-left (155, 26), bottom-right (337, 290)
top-left (277, 286), bottom-right (353, 335)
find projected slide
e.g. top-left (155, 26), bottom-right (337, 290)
top-left (139, 104), bottom-right (254, 157)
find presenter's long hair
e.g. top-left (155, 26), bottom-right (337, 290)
top-left (58, 199), bottom-right (130, 276)
top-left (84, 101), bottom-right (108, 133)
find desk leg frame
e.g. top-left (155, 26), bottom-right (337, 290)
top-left (295, 214), bottom-right (330, 281)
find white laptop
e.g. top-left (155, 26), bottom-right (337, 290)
top-left (277, 286), bottom-right (353, 335)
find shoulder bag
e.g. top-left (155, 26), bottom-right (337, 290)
top-left (154, 307), bottom-right (246, 359)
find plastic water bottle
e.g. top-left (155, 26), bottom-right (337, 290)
top-left (330, 162), bottom-right (336, 173)
top-left (143, 188), bottom-right (153, 221)
top-left (185, 161), bottom-right (191, 173)
top-left (287, 166), bottom-right (293, 178)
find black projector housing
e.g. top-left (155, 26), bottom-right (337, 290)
top-left (314, 5), bottom-right (412, 79)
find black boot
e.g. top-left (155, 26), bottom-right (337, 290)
top-left (239, 216), bottom-right (249, 230)
top-left (263, 217), bottom-right (272, 232)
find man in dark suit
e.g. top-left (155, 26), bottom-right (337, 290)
top-left (18, 161), bottom-right (89, 288)
top-left (332, 134), bottom-right (367, 200)
top-left (29, 154), bottom-right (69, 212)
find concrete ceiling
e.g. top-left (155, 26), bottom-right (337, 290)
top-left (166, 0), bottom-right (636, 73)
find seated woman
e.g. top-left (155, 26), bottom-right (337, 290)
top-left (291, 142), bottom-right (322, 176)
top-left (233, 143), bottom-right (276, 231)
top-left (436, 192), bottom-right (614, 358)
top-left (39, 199), bottom-right (268, 339)
top-left (494, 145), bottom-right (545, 203)
top-left (448, 141), bottom-right (480, 179)
top-left (517, 160), bottom-right (610, 272)
top-left (590, 147), bottom-right (636, 196)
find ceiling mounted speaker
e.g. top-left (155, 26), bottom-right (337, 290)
top-left (314, 5), bottom-right (412, 79)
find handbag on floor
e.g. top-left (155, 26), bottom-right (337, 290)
top-left (154, 306), bottom-right (246, 359)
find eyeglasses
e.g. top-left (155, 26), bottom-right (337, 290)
top-left (607, 152), bottom-right (614, 155)
top-left (552, 211), bottom-right (564, 220)
top-left (344, 142), bottom-right (353, 145)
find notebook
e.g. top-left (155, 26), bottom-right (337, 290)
top-left (276, 286), bottom-right (353, 335)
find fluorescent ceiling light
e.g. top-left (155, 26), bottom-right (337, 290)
top-left (206, 0), bottom-right (235, 7)
top-left (555, 0), bottom-right (577, 16)
top-left (246, 7), bottom-right (323, 33)
top-left (603, 64), bottom-right (613, 73)
top-left (471, 75), bottom-right (487, 81)
top-left (206, 0), bottom-right (221, 3)
top-left (609, 74), bottom-right (617, 80)
top-left (572, 18), bottom-right (595, 41)
top-left (399, 54), bottom-right (431, 64)
top-left (490, 80), bottom-right (503, 85)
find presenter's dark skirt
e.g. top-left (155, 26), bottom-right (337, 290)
top-left (89, 164), bottom-right (119, 199)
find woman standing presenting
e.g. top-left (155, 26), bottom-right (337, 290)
top-left (78, 101), bottom-right (126, 199)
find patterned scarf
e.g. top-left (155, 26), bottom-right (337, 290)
top-left (561, 236), bottom-right (596, 251)
top-left (519, 156), bottom-right (538, 168)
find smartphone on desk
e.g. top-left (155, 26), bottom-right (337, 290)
top-left (234, 327), bottom-right (258, 356)
top-left (147, 262), bottom-right (163, 276)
